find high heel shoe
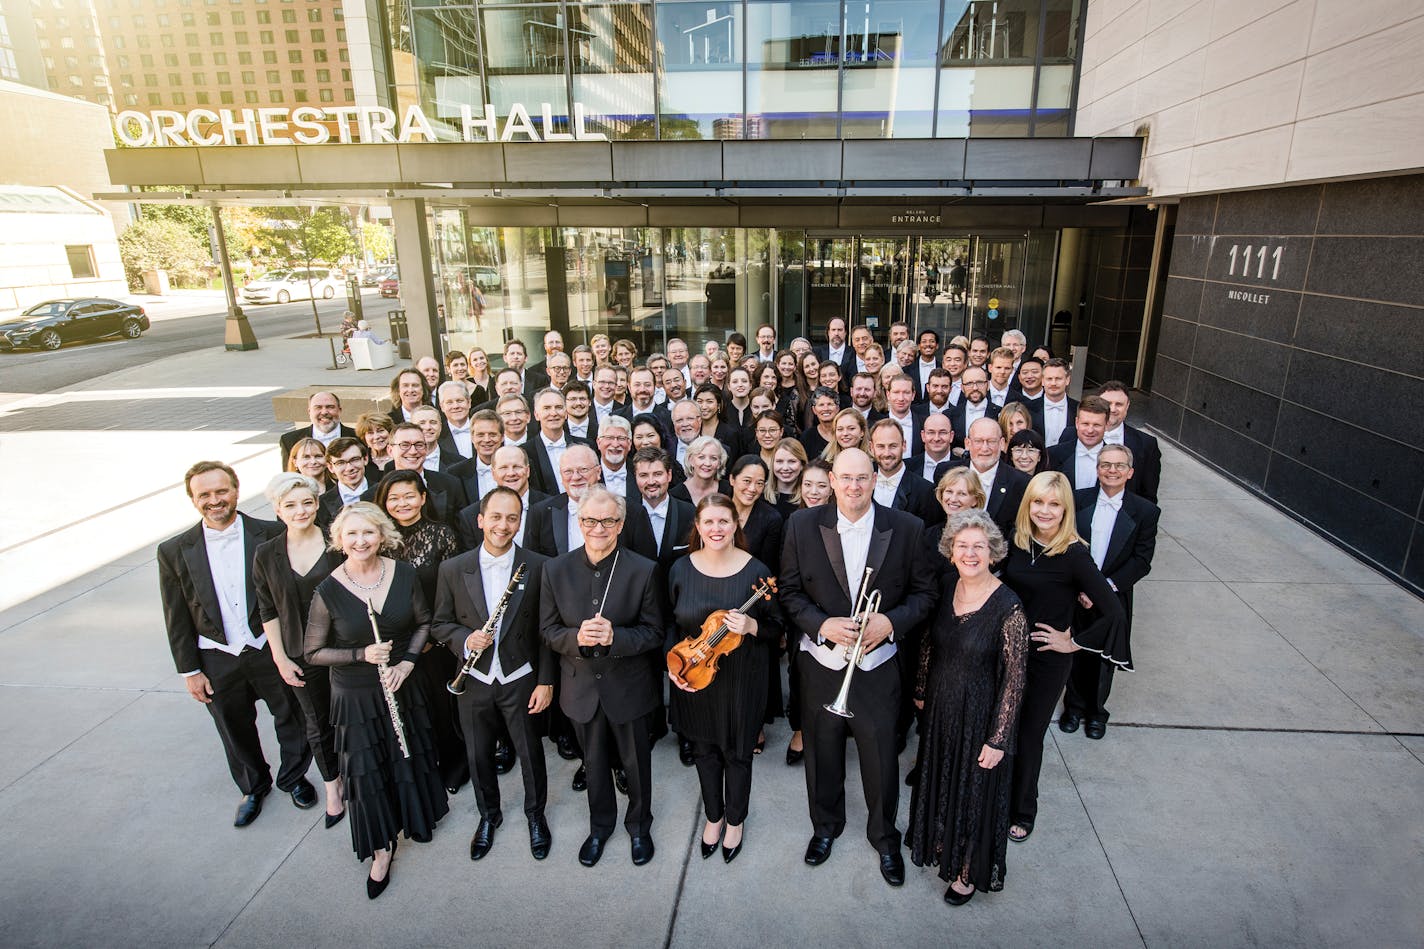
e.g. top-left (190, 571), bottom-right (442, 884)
top-left (722, 825), bottom-right (743, 864)
top-left (700, 821), bottom-right (723, 859)
top-left (943, 881), bottom-right (975, 905)
top-left (324, 809), bottom-right (346, 829)
top-left (367, 848), bottom-right (395, 900)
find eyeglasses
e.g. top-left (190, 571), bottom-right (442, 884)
top-left (332, 456), bottom-right (366, 468)
top-left (1010, 445), bottom-right (1041, 456)
top-left (836, 475), bottom-right (873, 486)
top-left (562, 465), bottom-right (599, 477)
top-left (578, 516), bottom-right (622, 530)
top-left (967, 437), bottom-right (1000, 447)
top-left (951, 543), bottom-right (990, 554)
top-left (1097, 461), bottom-right (1131, 471)
top-left (392, 441), bottom-right (424, 452)
top-left (962, 380), bottom-right (987, 387)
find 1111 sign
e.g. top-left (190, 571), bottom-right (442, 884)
top-left (1225, 243), bottom-right (1285, 281)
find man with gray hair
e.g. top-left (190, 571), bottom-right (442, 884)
top-left (525, 444), bottom-right (600, 558)
top-left (668, 399), bottom-right (701, 468)
top-left (438, 381), bottom-right (475, 459)
top-left (279, 391), bottom-right (353, 459)
top-left (596, 415), bottom-right (636, 499)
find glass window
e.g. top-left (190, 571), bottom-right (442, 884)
top-left (410, 6), bottom-right (481, 136)
top-left (840, 0), bottom-right (942, 138)
top-left (568, 4), bottom-right (655, 140)
top-left (656, 0), bottom-right (743, 140)
top-left (746, 0), bottom-right (842, 139)
top-left (939, 0), bottom-right (1044, 137)
top-left (479, 5), bottom-right (569, 137)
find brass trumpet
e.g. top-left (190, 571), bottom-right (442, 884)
top-left (823, 567), bottom-right (882, 719)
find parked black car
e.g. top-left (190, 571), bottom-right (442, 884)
top-left (0, 298), bottom-right (150, 351)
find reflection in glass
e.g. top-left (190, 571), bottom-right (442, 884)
top-left (480, 5), bottom-right (570, 136)
top-left (568, 5), bottom-right (656, 140)
top-left (657, 0), bottom-right (743, 139)
top-left (840, 0), bottom-right (942, 138)
top-left (941, 0), bottom-right (1041, 63)
top-left (746, 0), bottom-right (842, 139)
top-left (411, 7), bottom-right (480, 136)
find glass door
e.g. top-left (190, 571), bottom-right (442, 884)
top-left (905, 236), bottom-right (971, 341)
top-left (803, 236), bottom-right (854, 343)
top-left (967, 236), bottom-right (1027, 343)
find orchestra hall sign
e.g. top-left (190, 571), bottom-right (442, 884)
top-left (113, 103), bottom-right (609, 147)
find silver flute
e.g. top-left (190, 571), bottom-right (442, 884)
top-left (366, 597), bottom-right (411, 759)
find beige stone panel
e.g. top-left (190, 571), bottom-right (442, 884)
top-left (1307, 0), bottom-right (1423, 53)
top-left (1090, 42), bottom-right (1146, 102)
top-left (1090, 83), bottom-right (1143, 135)
top-left (1077, 65), bottom-right (1097, 107)
top-left (1144, 97), bottom-right (1202, 155)
top-left (1088, 0), bottom-right (1151, 64)
top-left (1140, 147), bottom-right (1194, 197)
top-left (1194, 61), bottom-right (1305, 143)
top-left (1142, 1), bottom-right (1213, 67)
top-left (1208, 0), bottom-right (1295, 41)
top-left (1133, 49), bottom-right (1207, 118)
top-left (1297, 13), bottom-right (1424, 119)
top-left (1287, 92), bottom-right (1424, 182)
top-left (1201, 0), bottom-right (1313, 94)
top-left (1187, 124), bottom-right (1293, 192)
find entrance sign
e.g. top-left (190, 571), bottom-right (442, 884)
top-left (113, 103), bottom-right (609, 148)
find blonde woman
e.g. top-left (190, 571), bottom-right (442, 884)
top-left (770, 438), bottom-right (807, 516)
top-left (822, 408), bottom-right (868, 463)
top-left (286, 437), bottom-right (332, 493)
top-left (1000, 472), bottom-right (1126, 845)
top-left (672, 434), bottom-right (729, 507)
top-left (997, 402), bottom-right (1032, 442)
top-left (356, 412), bottom-right (395, 470)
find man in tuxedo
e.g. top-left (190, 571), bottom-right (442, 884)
top-left (884, 321), bottom-right (910, 364)
top-left (1029, 358), bottom-right (1076, 445)
top-left (948, 367), bottom-right (1000, 450)
top-left (910, 329), bottom-right (939, 402)
top-left (667, 400), bottom-right (701, 471)
top-left (526, 444), bottom-right (600, 558)
top-left (157, 461), bottom-right (315, 827)
top-left (1048, 397), bottom-right (1112, 492)
top-left (655, 369), bottom-right (688, 431)
top-left (921, 369), bottom-right (955, 419)
top-left (389, 422), bottom-right (466, 523)
top-left (780, 449), bottom-right (936, 887)
top-left (986, 348), bottom-right (1017, 407)
top-left (625, 367), bottom-right (659, 419)
top-left (438, 382), bottom-right (475, 460)
top-left (415, 356), bottom-right (444, 398)
top-left (752, 324), bottom-right (778, 363)
top-left (869, 375), bottom-right (920, 457)
top-left (528, 329), bottom-right (564, 379)
top-left (967, 336), bottom-right (990, 370)
top-left (1001, 329), bottom-right (1027, 369)
top-left (848, 373), bottom-right (877, 420)
top-left (1015, 356), bottom-right (1045, 402)
top-left (596, 416), bottom-right (638, 501)
top-left (409, 405), bottom-right (459, 473)
top-left (1061, 444), bottom-right (1159, 740)
top-left (940, 343), bottom-right (967, 406)
top-left (813, 317), bottom-right (857, 386)
top-left (539, 486), bottom-right (666, 868)
top-left (526, 388), bottom-right (589, 496)
top-left (279, 391), bottom-right (354, 460)
top-left (1097, 382), bottom-right (1162, 504)
top-left (869, 420), bottom-right (936, 524)
top-left (433, 487), bottom-right (554, 861)
top-left (562, 381), bottom-right (597, 442)
top-left (940, 417), bottom-right (1030, 539)
top-left (571, 345), bottom-right (596, 387)
top-left (448, 409), bottom-right (504, 508)
top-left (621, 447), bottom-right (694, 574)
top-left (504, 338), bottom-right (547, 399)
top-left (319, 437), bottom-right (375, 525)
top-left (908, 412), bottom-right (955, 485)
top-left (456, 445), bottom-right (548, 551)
top-left (496, 394), bottom-right (533, 449)
top-left (850, 324), bottom-right (877, 373)
top-left (665, 338), bottom-right (692, 387)
top-left (542, 351), bottom-right (573, 394)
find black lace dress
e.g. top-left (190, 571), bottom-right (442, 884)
top-left (395, 518), bottom-right (467, 789)
top-left (907, 583), bottom-right (1028, 892)
top-left (304, 562), bottom-right (449, 860)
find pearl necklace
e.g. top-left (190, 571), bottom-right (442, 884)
top-left (342, 559), bottom-right (387, 591)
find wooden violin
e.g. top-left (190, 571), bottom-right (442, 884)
top-left (667, 577), bottom-right (777, 692)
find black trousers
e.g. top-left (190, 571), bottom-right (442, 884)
top-left (798, 656), bottom-right (902, 854)
top-left (1064, 652), bottom-right (1116, 722)
top-left (412, 647), bottom-right (470, 790)
top-left (1011, 650), bottom-right (1073, 826)
top-left (573, 707), bottom-right (652, 838)
top-left (199, 645), bottom-right (310, 796)
top-left (785, 647), bottom-right (802, 732)
top-left (289, 660), bottom-right (339, 782)
top-left (455, 674), bottom-right (547, 823)
top-left (692, 741), bottom-right (753, 826)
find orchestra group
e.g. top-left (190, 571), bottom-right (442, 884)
top-left (159, 319), bottom-right (1161, 906)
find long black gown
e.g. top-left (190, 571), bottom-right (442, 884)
top-left (907, 584), bottom-right (1027, 891)
top-left (304, 562), bottom-right (449, 860)
top-left (739, 500), bottom-right (785, 725)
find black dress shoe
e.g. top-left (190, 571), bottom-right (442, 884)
top-left (944, 882), bottom-right (975, 905)
top-left (630, 835), bottom-right (655, 866)
top-left (1058, 710), bottom-right (1082, 734)
top-left (233, 789), bottom-right (268, 827)
top-left (571, 765), bottom-right (587, 792)
top-left (494, 741), bottom-right (515, 775)
top-left (1085, 719), bottom-right (1107, 740)
top-left (469, 815), bottom-right (502, 861)
top-left (879, 850), bottom-right (906, 887)
top-left (528, 816), bottom-right (552, 860)
top-left (578, 834), bottom-right (606, 867)
top-left (803, 835), bottom-right (834, 866)
top-left (324, 810), bottom-right (346, 829)
top-left (679, 738), bottom-right (695, 767)
top-left (289, 777), bottom-right (318, 810)
top-left (700, 840), bottom-right (718, 859)
top-left (366, 859), bottom-right (393, 900)
top-left (614, 768), bottom-right (629, 795)
top-left (785, 746), bottom-right (804, 767)
top-left (556, 736), bottom-right (578, 760)
top-left (722, 837), bottom-right (743, 864)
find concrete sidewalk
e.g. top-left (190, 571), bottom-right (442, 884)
top-left (0, 335), bottom-right (1421, 947)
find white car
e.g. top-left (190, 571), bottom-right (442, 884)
top-left (241, 268), bottom-right (343, 304)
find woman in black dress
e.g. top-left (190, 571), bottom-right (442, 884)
top-left (378, 470), bottom-right (468, 794)
top-left (254, 473), bottom-right (347, 827)
top-left (666, 494), bottom-right (778, 863)
top-left (770, 438), bottom-right (807, 519)
top-left (1001, 472), bottom-right (1127, 844)
top-left (304, 502), bottom-right (448, 898)
top-left (728, 455), bottom-right (785, 751)
top-left (798, 386), bottom-right (839, 460)
top-left (908, 510), bottom-right (1027, 905)
top-left (1007, 428), bottom-right (1050, 477)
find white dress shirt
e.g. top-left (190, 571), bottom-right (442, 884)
top-left (1104, 424), bottom-right (1126, 446)
top-left (988, 383), bottom-right (1010, 407)
top-left (921, 452), bottom-right (950, 482)
top-left (887, 410), bottom-right (915, 456)
top-left (827, 343), bottom-right (847, 365)
top-left (338, 479), bottom-right (368, 506)
top-left (514, 492), bottom-right (530, 547)
top-left (873, 466), bottom-right (905, 508)
top-left (1090, 490), bottom-right (1122, 570)
top-left (948, 380), bottom-right (963, 406)
top-left (602, 464), bottom-right (628, 496)
top-left (448, 421), bottom-right (473, 458)
top-left (916, 358), bottom-right (936, 388)
top-left (311, 422), bottom-right (343, 447)
top-left (423, 445), bottom-right (443, 471)
top-left (567, 417), bottom-right (591, 440)
top-left (593, 398), bottom-right (617, 422)
top-left (194, 519), bottom-right (266, 665)
top-left (475, 460), bottom-right (497, 498)
top-left (973, 460), bottom-right (999, 499)
top-left (644, 496), bottom-right (669, 551)
top-left (541, 432), bottom-right (568, 492)
top-left (467, 546), bottom-right (531, 685)
top-left (1042, 396), bottom-right (1070, 445)
top-left (800, 507), bottom-right (897, 672)
top-left (1075, 441), bottom-right (1103, 489)
top-left (963, 399), bottom-right (988, 428)
top-left (565, 502), bottom-right (585, 551)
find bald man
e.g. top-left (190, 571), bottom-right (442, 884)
top-left (779, 448), bottom-right (936, 888)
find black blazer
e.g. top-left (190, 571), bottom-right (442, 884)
top-left (318, 483), bottom-right (375, 529)
top-left (907, 360), bottom-right (939, 403)
top-left (778, 502), bottom-right (936, 649)
top-left (431, 545), bottom-right (554, 686)
top-left (1119, 424), bottom-right (1162, 504)
top-left (157, 513), bottom-right (284, 675)
top-left (619, 495), bottom-right (695, 576)
top-left (1050, 439), bottom-right (1150, 497)
top-left (278, 424), bottom-right (355, 461)
top-left (525, 493), bottom-right (577, 558)
top-left (402, 467), bottom-right (466, 524)
top-left (932, 460), bottom-right (1030, 539)
top-left (539, 546), bottom-right (666, 724)
top-left (947, 399), bottom-right (1001, 450)
top-left (446, 454), bottom-right (490, 510)
top-left (454, 489), bottom-right (549, 551)
top-left (880, 467), bottom-right (939, 526)
top-left (741, 499), bottom-right (784, 576)
top-left (1025, 394), bottom-right (1078, 445)
top-left (252, 533), bottom-right (345, 660)
top-left (867, 408), bottom-right (926, 457)
top-left (1073, 486), bottom-right (1159, 631)
top-left (523, 429), bottom-right (591, 497)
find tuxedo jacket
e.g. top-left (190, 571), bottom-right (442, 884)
top-left (947, 399), bottom-right (1001, 450)
top-left (1050, 439), bottom-right (1150, 497)
top-left (778, 502), bottom-right (937, 648)
top-left (619, 496), bottom-right (695, 576)
top-left (932, 459), bottom-right (1030, 539)
top-left (431, 545), bottom-right (554, 687)
top-left (446, 454), bottom-right (491, 510)
top-left (1025, 394), bottom-right (1079, 445)
top-left (157, 513), bottom-right (284, 675)
top-left (523, 429), bottom-right (591, 497)
top-left (318, 483), bottom-right (375, 528)
top-left (525, 493), bottom-right (579, 558)
top-left (1118, 424), bottom-right (1162, 504)
top-left (907, 450), bottom-right (955, 487)
top-left (867, 408), bottom-right (926, 457)
top-left (1073, 486), bottom-right (1159, 631)
top-left (878, 467), bottom-right (939, 526)
top-left (278, 424), bottom-right (355, 461)
top-left (454, 489), bottom-right (549, 551)
top-left (410, 468), bottom-right (467, 524)
top-left (908, 360), bottom-right (939, 403)
top-left (539, 545), bottom-right (666, 724)
top-left (436, 431), bottom-right (471, 464)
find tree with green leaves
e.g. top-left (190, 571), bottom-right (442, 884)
top-left (261, 207), bottom-right (357, 335)
top-left (117, 218), bottom-right (212, 290)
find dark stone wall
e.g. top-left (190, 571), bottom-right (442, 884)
top-left (1082, 205), bottom-right (1157, 385)
top-left (1140, 175), bottom-right (1424, 593)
